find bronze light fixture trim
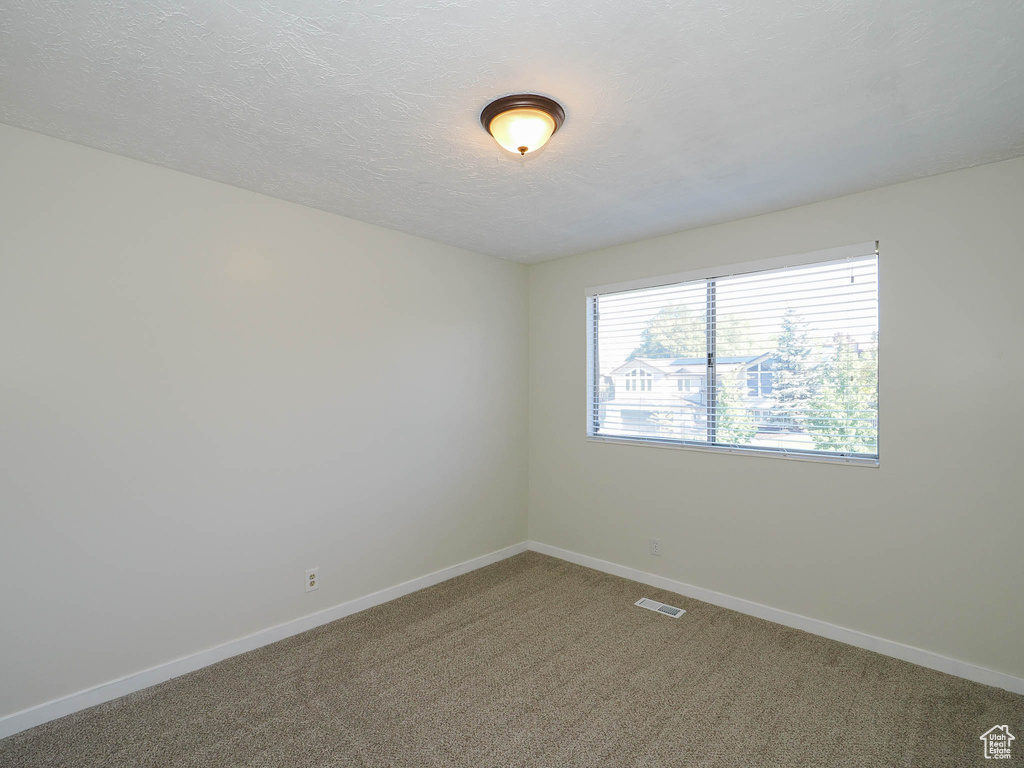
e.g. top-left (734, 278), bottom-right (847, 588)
top-left (480, 94), bottom-right (566, 155)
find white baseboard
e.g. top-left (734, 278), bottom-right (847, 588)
top-left (0, 541), bottom-right (528, 740)
top-left (528, 540), bottom-right (1024, 696)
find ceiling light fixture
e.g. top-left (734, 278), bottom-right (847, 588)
top-left (480, 94), bottom-right (565, 156)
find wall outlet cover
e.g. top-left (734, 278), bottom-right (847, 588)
top-left (305, 567), bottom-right (319, 592)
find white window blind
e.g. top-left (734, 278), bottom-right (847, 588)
top-left (587, 244), bottom-right (879, 464)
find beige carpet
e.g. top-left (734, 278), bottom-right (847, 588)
top-left (2, 552), bottom-right (1021, 767)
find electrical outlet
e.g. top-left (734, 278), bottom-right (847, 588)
top-left (305, 567), bottom-right (319, 592)
top-left (649, 538), bottom-right (662, 557)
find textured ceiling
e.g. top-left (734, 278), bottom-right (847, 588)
top-left (2, 1), bottom-right (1023, 263)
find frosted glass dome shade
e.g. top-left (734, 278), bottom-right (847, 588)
top-left (480, 95), bottom-right (565, 156)
top-left (488, 108), bottom-right (557, 155)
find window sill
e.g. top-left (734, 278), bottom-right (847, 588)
top-left (586, 435), bottom-right (879, 467)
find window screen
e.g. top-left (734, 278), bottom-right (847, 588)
top-left (587, 244), bottom-right (879, 463)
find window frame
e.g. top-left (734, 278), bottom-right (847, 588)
top-left (585, 242), bottom-right (879, 467)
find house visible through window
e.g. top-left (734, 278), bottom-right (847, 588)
top-left (586, 243), bottom-right (879, 463)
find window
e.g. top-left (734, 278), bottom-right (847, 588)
top-left (624, 368), bottom-right (653, 391)
top-left (746, 360), bottom-right (773, 397)
top-left (587, 243), bottom-right (879, 464)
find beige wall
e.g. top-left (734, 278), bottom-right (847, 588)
top-left (0, 124), bottom-right (529, 718)
top-left (528, 157), bottom-right (1024, 679)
